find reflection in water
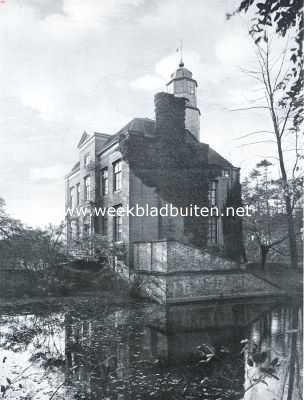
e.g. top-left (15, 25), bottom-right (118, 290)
top-left (245, 306), bottom-right (303, 400)
top-left (0, 299), bottom-right (302, 399)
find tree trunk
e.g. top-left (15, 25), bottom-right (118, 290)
top-left (285, 196), bottom-right (298, 269)
top-left (273, 113), bottom-right (298, 269)
top-left (265, 52), bottom-right (299, 270)
top-left (260, 245), bottom-right (269, 270)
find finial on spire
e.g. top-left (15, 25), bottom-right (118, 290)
top-left (177, 39), bottom-right (184, 67)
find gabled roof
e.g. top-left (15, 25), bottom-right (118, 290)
top-left (70, 161), bottom-right (80, 173)
top-left (77, 131), bottom-right (90, 148)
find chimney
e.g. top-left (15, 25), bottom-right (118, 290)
top-left (154, 92), bottom-right (186, 141)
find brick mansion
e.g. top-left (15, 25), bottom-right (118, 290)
top-left (65, 60), bottom-right (243, 267)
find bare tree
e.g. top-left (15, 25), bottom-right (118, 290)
top-left (237, 36), bottom-right (303, 269)
top-left (242, 160), bottom-right (293, 268)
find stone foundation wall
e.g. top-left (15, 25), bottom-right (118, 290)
top-left (133, 240), bottom-right (238, 273)
top-left (166, 272), bottom-right (279, 302)
top-left (167, 241), bottom-right (238, 272)
top-left (132, 240), bottom-right (281, 304)
top-left (135, 271), bottom-right (281, 304)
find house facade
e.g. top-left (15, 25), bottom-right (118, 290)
top-left (65, 62), bottom-right (242, 267)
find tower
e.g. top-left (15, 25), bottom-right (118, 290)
top-left (166, 60), bottom-right (201, 140)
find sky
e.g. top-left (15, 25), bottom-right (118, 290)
top-left (0, 0), bottom-right (293, 227)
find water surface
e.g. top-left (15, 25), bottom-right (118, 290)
top-left (0, 298), bottom-right (302, 399)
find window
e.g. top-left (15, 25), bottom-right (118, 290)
top-left (187, 80), bottom-right (195, 95)
top-left (100, 167), bottom-right (108, 196)
top-left (83, 217), bottom-right (90, 237)
top-left (67, 221), bottom-right (72, 239)
top-left (69, 187), bottom-right (75, 207)
top-left (71, 220), bottom-right (80, 240)
top-left (175, 81), bottom-right (185, 94)
top-left (76, 183), bottom-right (80, 205)
top-left (208, 217), bottom-right (218, 244)
top-left (84, 176), bottom-right (91, 201)
top-left (97, 214), bottom-right (108, 235)
top-left (208, 181), bottom-right (217, 206)
top-left (84, 153), bottom-right (90, 168)
top-left (113, 205), bottom-right (123, 242)
top-left (113, 160), bottom-right (122, 192)
top-left (222, 169), bottom-right (230, 178)
top-left (75, 220), bottom-right (80, 239)
top-left (101, 214), bottom-right (108, 236)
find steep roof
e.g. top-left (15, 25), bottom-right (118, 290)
top-left (99, 117), bottom-right (233, 168)
top-left (184, 129), bottom-right (233, 168)
top-left (98, 118), bottom-right (155, 152)
top-left (207, 147), bottom-right (233, 168)
top-left (70, 117), bottom-right (233, 174)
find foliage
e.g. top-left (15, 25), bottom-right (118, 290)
top-left (222, 181), bottom-right (245, 261)
top-left (70, 233), bottom-right (127, 267)
top-left (129, 274), bottom-right (145, 298)
top-left (0, 198), bottom-right (23, 241)
top-left (0, 223), bottom-right (67, 276)
top-left (0, 198), bottom-right (66, 273)
top-left (228, 0), bottom-right (303, 129)
top-left (228, 0), bottom-right (304, 269)
top-left (119, 128), bottom-right (212, 248)
top-left (242, 160), bottom-right (303, 266)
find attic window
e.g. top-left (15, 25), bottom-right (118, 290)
top-left (222, 169), bottom-right (230, 178)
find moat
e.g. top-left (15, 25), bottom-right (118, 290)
top-left (0, 297), bottom-right (302, 400)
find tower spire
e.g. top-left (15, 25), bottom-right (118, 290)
top-left (178, 39), bottom-right (184, 67)
top-left (166, 51), bottom-right (201, 140)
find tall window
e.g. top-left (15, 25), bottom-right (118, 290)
top-left (101, 167), bottom-right (108, 196)
top-left (84, 176), bottom-right (91, 201)
top-left (71, 220), bottom-right (80, 240)
top-left (83, 217), bottom-right (90, 237)
top-left (208, 181), bottom-right (217, 206)
top-left (113, 205), bottom-right (123, 242)
top-left (208, 217), bottom-right (218, 244)
top-left (96, 214), bottom-right (108, 236)
top-left (113, 160), bottom-right (122, 192)
top-left (187, 80), bottom-right (195, 95)
top-left (75, 220), bottom-right (80, 239)
top-left (101, 214), bottom-right (108, 236)
top-left (175, 81), bottom-right (184, 94)
top-left (70, 187), bottom-right (75, 208)
top-left (84, 153), bottom-right (90, 168)
top-left (76, 183), bottom-right (80, 205)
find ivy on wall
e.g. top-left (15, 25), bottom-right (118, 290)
top-left (119, 130), bottom-right (221, 248)
top-left (222, 181), bottom-right (244, 261)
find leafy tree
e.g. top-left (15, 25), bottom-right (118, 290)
top-left (69, 232), bottom-right (127, 269)
top-left (0, 198), bottom-right (66, 275)
top-left (0, 198), bottom-right (23, 240)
